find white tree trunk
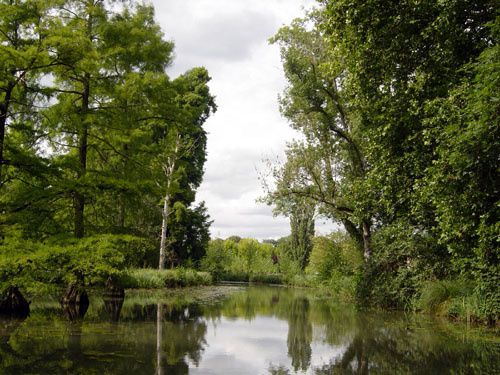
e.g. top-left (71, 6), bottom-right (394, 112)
top-left (158, 192), bottom-right (169, 270)
top-left (156, 303), bottom-right (163, 375)
top-left (158, 134), bottom-right (183, 270)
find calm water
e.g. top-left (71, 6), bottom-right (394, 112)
top-left (0, 285), bottom-right (498, 374)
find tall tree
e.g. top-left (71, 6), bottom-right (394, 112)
top-left (159, 68), bottom-right (215, 267)
top-left (289, 199), bottom-right (315, 270)
top-left (268, 14), bottom-right (371, 258)
top-left (0, 0), bottom-right (54, 185)
top-left (45, 1), bottom-right (173, 238)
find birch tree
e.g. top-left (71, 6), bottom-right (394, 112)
top-left (156, 132), bottom-right (200, 270)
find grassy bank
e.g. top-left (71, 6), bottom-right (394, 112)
top-left (415, 279), bottom-right (497, 325)
top-left (119, 268), bottom-right (212, 289)
top-left (220, 272), bottom-right (283, 285)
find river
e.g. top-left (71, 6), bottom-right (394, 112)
top-left (0, 285), bottom-right (498, 374)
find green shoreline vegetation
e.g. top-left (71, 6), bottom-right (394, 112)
top-left (0, 0), bottom-right (498, 328)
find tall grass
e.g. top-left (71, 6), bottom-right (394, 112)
top-left (416, 279), bottom-right (486, 323)
top-left (119, 268), bottom-right (212, 289)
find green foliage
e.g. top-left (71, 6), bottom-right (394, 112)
top-left (305, 233), bottom-right (361, 301)
top-left (0, 0), bottom-right (215, 278)
top-left (307, 233), bottom-right (361, 280)
top-left (265, 1), bottom-right (498, 322)
top-left (357, 222), bottom-right (447, 310)
top-left (417, 279), bottom-right (471, 315)
top-left (0, 234), bottom-right (154, 293)
top-left (167, 202), bottom-right (212, 266)
top-left (415, 278), bottom-right (497, 324)
top-left (200, 238), bottom-right (280, 282)
top-left (200, 239), bottom-right (230, 281)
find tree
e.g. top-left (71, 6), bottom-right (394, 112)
top-left (422, 18), bottom-right (499, 319)
top-left (266, 14), bottom-right (371, 258)
top-left (289, 200), bottom-right (315, 270)
top-left (320, 0), bottom-right (496, 229)
top-left (44, 1), bottom-right (173, 238)
top-left (167, 202), bottom-right (212, 266)
top-left (0, 0), bottom-right (54, 185)
top-left (153, 67), bottom-right (215, 269)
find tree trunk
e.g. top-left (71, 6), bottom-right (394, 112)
top-left (74, 8), bottom-right (93, 238)
top-left (342, 218), bottom-right (364, 249)
top-left (156, 303), bottom-right (164, 375)
top-left (362, 220), bottom-right (372, 260)
top-left (74, 78), bottom-right (90, 238)
top-left (0, 83), bottom-right (14, 185)
top-left (158, 192), bottom-right (169, 270)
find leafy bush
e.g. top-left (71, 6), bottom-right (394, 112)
top-left (201, 238), bottom-right (279, 281)
top-left (0, 234), bottom-right (155, 293)
top-left (416, 278), bottom-right (497, 324)
top-left (357, 221), bottom-right (447, 310)
top-left (200, 239), bottom-right (231, 281)
top-left (417, 279), bottom-right (471, 314)
top-left (305, 233), bottom-right (361, 300)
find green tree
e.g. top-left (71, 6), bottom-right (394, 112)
top-left (0, 0), bottom-right (55, 184)
top-left (44, 1), bottom-right (173, 238)
top-left (267, 13), bottom-right (372, 259)
top-left (289, 199), bottom-right (315, 270)
top-left (422, 18), bottom-right (499, 319)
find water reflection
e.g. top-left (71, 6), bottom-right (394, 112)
top-left (103, 296), bottom-right (124, 322)
top-left (0, 286), bottom-right (497, 374)
top-left (287, 297), bottom-right (312, 371)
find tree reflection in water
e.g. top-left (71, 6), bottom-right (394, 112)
top-left (287, 297), bottom-right (312, 371)
top-left (103, 296), bottom-right (124, 322)
top-left (313, 313), bottom-right (500, 374)
top-left (0, 317), bottom-right (25, 367)
top-left (155, 302), bottom-right (207, 375)
top-left (156, 303), bottom-right (163, 375)
top-left (0, 287), bottom-right (498, 374)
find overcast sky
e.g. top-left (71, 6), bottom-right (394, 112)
top-left (149, 0), bottom-right (333, 240)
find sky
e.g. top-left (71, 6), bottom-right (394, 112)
top-left (149, 0), bottom-right (334, 240)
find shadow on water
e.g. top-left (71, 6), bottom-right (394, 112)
top-left (0, 285), bottom-right (498, 374)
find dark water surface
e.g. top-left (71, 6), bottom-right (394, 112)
top-left (0, 285), bottom-right (498, 374)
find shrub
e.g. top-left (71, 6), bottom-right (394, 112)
top-left (304, 233), bottom-right (361, 300)
top-left (357, 221), bottom-right (447, 310)
top-left (0, 234), bottom-right (156, 293)
top-left (416, 278), bottom-right (497, 324)
top-left (200, 239), bottom-right (231, 281)
top-left (201, 238), bottom-right (279, 282)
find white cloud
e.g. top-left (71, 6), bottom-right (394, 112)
top-left (150, 0), bottom-right (327, 239)
top-left (188, 315), bottom-right (348, 374)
